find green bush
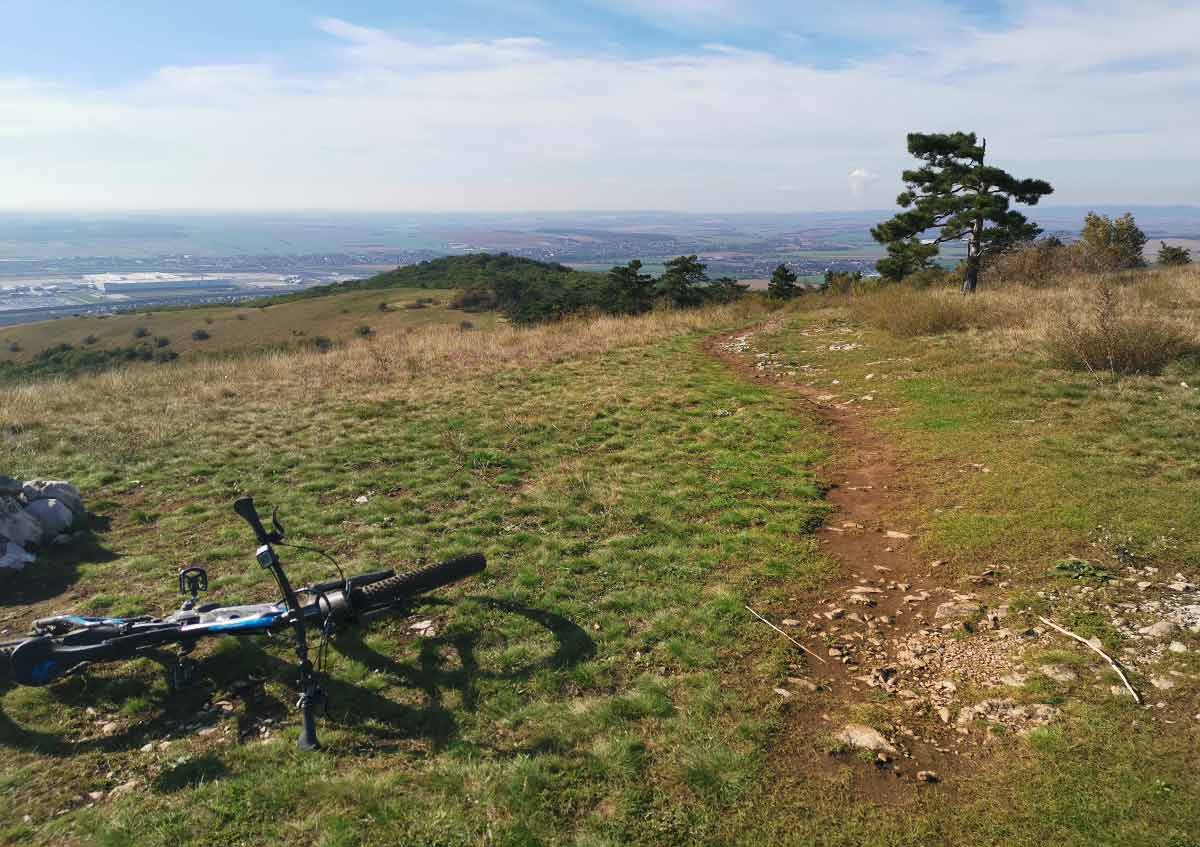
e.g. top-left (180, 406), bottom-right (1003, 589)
top-left (1157, 242), bottom-right (1192, 267)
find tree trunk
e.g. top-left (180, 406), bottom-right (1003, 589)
top-left (961, 255), bottom-right (979, 294)
top-left (961, 215), bottom-right (983, 294)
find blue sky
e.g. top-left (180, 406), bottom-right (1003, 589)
top-left (1, 1), bottom-right (1197, 211)
top-left (3, 0), bottom-right (1013, 79)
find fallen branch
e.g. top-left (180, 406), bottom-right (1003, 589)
top-left (1037, 615), bottom-right (1140, 705)
top-left (745, 605), bottom-right (828, 665)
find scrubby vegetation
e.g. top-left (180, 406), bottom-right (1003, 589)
top-left (0, 342), bottom-right (178, 383)
top-left (268, 253), bottom-right (750, 324)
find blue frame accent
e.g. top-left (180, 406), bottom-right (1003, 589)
top-left (183, 610), bottom-right (285, 635)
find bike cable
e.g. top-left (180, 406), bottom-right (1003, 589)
top-left (276, 540), bottom-right (347, 586)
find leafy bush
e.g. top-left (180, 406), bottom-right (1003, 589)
top-left (356, 324), bottom-right (374, 337)
top-left (83, 334), bottom-right (98, 345)
top-left (1079, 212), bottom-right (1147, 270)
top-left (1045, 282), bottom-right (1197, 377)
top-left (133, 326), bottom-right (150, 338)
top-left (191, 329), bottom-right (211, 341)
top-left (154, 336), bottom-right (170, 348)
top-left (1158, 242), bottom-right (1192, 267)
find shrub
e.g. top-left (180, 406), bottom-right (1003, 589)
top-left (204, 316), bottom-right (214, 325)
top-left (706, 277), bottom-right (749, 304)
top-left (1157, 242), bottom-right (1192, 267)
top-left (981, 238), bottom-right (1089, 287)
top-left (154, 336), bottom-right (170, 348)
top-left (1079, 212), bottom-right (1147, 270)
top-left (452, 288), bottom-right (499, 312)
top-left (356, 325), bottom-right (374, 338)
top-left (191, 329), bottom-right (211, 341)
top-left (821, 270), bottom-right (866, 295)
top-left (83, 334), bottom-right (99, 345)
top-left (1044, 281), bottom-right (1197, 377)
top-left (310, 336), bottom-right (334, 352)
top-left (133, 326), bottom-right (150, 338)
top-left (459, 320), bottom-right (475, 331)
top-left (154, 350), bottom-right (179, 364)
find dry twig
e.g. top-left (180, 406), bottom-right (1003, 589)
top-left (1038, 615), bottom-right (1140, 704)
top-left (745, 605), bottom-right (828, 665)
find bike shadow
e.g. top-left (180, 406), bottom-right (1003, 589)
top-left (0, 596), bottom-right (596, 757)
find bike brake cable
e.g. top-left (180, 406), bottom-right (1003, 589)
top-left (276, 540), bottom-right (347, 586)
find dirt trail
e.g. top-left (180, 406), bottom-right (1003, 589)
top-left (706, 320), bottom-right (1043, 790)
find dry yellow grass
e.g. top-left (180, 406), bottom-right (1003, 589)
top-left (842, 265), bottom-right (1200, 375)
top-left (0, 288), bottom-right (491, 364)
top-left (0, 299), bottom-right (771, 466)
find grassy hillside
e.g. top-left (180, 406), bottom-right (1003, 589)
top-left (1, 268), bottom-right (1199, 845)
top-left (0, 287), bottom-right (494, 373)
top-left (289, 253), bottom-right (592, 295)
top-left (270, 253), bottom-right (612, 321)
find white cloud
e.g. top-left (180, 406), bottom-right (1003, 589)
top-left (848, 169), bottom-right (879, 197)
top-left (0, 3), bottom-right (1197, 211)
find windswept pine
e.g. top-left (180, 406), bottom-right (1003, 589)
top-left (872, 132), bottom-right (1053, 293)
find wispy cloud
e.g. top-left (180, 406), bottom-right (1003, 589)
top-left (0, 2), bottom-right (1196, 211)
top-left (848, 169), bottom-right (879, 197)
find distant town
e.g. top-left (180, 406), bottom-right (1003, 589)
top-left (2, 206), bottom-right (1194, 326)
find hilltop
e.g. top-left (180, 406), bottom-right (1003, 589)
top-left (1, 262), bottom-right (1199, 845)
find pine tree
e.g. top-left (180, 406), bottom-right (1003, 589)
top-left (1157, 241), bottom-right (1192, 267)
top-left (872, 132), bottom-right (1053, 293)
top-left (767, 263), bottom-right (799, 299)
top-left (708, 277), bottom-right (749, 303)
top-left (658, 255), bottom-right (708, 308)
top-left (606, 259), bottom-right (655, 314)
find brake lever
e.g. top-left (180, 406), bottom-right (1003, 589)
top-left (271, 505), bottom-right (286, 541)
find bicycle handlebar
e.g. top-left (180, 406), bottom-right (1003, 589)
top-left (233, 496), bottom-right (274, 546)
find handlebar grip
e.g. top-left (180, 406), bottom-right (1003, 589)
top-left (350, 554), bottom-right (485, 610)
top-left (233, 497), bottom-right (272, 545)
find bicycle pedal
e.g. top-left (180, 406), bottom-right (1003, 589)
top-left (178, 567), bottom-right (208, 608)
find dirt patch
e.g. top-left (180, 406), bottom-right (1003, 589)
top-left (705, 321), bottom-right (1066, 795)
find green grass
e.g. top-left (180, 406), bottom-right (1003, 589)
top-left (0, 315), bottom-right (835, 845)
top-left (2, 295), bottom-right (1199, 845)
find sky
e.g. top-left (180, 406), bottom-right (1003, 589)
top-left (1, 0), bottom-right (1197, 212)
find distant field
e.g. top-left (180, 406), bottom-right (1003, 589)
top-left (0, 288), bottom-right (493, 364)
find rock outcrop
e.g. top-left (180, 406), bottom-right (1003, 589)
top-left (0, 477), bottom-right (85, 574)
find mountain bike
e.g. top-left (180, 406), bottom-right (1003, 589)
top-left (0, 496), bottom-right (486, 751)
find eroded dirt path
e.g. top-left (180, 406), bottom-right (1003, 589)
top-left (706, 320), bottom-right (1055, 790)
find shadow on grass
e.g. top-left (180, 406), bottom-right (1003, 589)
top-left (153, 754), bottom-right (229, 792)
top-left (0, 512), bottom-right (117, 608)
top-left (0, 596), bottom-right (595, 757)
